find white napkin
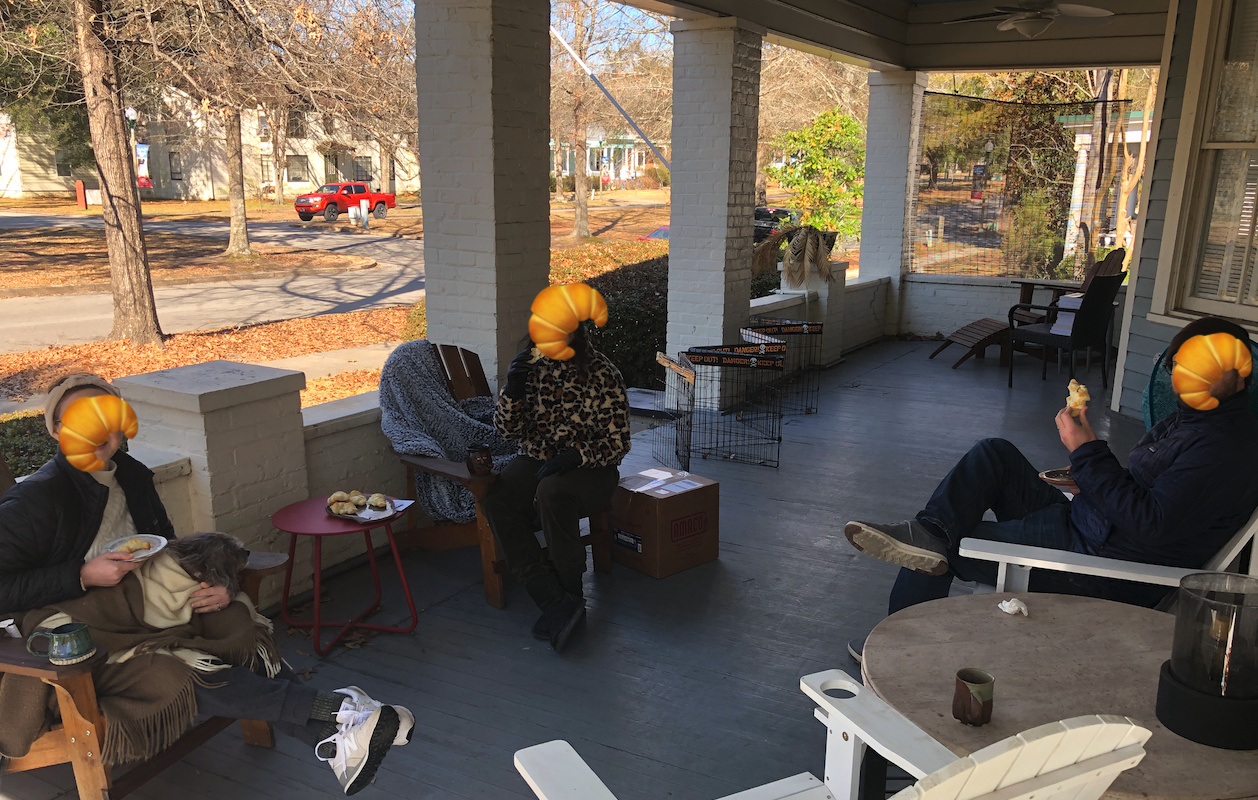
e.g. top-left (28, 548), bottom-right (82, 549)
top-left (998, 598), bottom-right (1029, 617)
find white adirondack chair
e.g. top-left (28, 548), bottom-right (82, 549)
top-left (958, 504), bottom-right (1258, 593)
top-left (513, 669), bottom-right (1150, 800)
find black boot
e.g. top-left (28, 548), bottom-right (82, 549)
top-left (524, 574), bottom-right (584, 653)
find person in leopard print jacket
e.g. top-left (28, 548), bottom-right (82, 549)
top-left (484, 323), bottom-right (630, 652)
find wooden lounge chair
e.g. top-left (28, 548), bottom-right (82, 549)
top-left (513, 669), bottom-right (1150, 800)
top-left (0, 486), bottom-right (289, 800)
top-left (394, 343), bottom-right (612, 610)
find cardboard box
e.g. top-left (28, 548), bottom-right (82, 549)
top-left (610, 468), bottom-right (719, 578)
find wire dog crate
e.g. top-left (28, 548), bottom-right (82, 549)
top-left (652, 352), bottom-right (696, 471)
top-left (683, 345), bottom-right (785, 468)
top-left (747, 317), bottom-right (822, 416)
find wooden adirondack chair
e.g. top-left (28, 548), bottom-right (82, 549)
top-left (513, 669), bottom-right (1150, 800)
top-left (958, 503), bottom-right (1258, 596)
top-left (394, 343), bottom-right (612, 610)
top-left (0, 549), bottom-right (290, 800)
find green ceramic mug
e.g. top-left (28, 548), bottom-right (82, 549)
top-left (953, 667), bottom-right (995, 726)
top-left (27, 622), bottom-right (97, 666)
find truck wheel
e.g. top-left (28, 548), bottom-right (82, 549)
top-left (373, 202), bottom-right (387, 220)
top-left (324, 204), bottom-right (339, 222)
top-left (298, 213), bottom-right (314, 222)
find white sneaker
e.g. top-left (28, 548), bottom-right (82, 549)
top-left (333, 686), bottom-right (414, 746)
top-left (315, 687), bottom-right (401, 795)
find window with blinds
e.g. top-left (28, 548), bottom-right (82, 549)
top-left (1183, 0), bottom-right (1258, 318)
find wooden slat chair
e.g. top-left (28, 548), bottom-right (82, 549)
top-left (512, 670), bottom-right (1150, 800)
top-left (1010, 248), bottom-right (1127, 327)
top-left (0, 548), bottom-right (290, 800)
top-left (395, 343), bottom-right (613, 610)
top-left (959, 503), bottom-right (1258, 597)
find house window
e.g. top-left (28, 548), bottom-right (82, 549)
top-left (54, 150), bottom-right (72, 177)
top-left (286, 112), bottom-right (307, 139)
top-left (1177, 0), bottom-right (1258, 319)
top-left (354, 157), bottom-right (372, 182)
top-left (258, 113), bottom-right (271, 139)
top-left (169, 151), bottom-right (184, 182)
top-left (260, 158), bottom-right (273, 183)
top-left (286, 154), bottom-right (309, 183)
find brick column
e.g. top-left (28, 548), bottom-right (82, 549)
top-left (114, 361), bottom-right (309, 552)
top-left (861, 71), bottom-right (928, 336)
top-left (667, 18), bottom-right (764, 357)
top-left (414, 0), bottom-right (550, 386)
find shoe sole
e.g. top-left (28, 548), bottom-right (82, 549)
top-left (345, 706), bottom-right (400, 796)
top-left (845, 522), bottom-right (949, 576)
top-left (550, 602), bottom-right (586, 654)
top-left (391, 705), bottom-right (414, 746)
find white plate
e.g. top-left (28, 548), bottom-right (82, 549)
top-left (103, 534), bottom-right (168, 562)
top-left (326, 497), bottom-right (395, 522)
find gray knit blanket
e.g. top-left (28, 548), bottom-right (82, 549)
top-left (379, 340), bottom-right (518, 523)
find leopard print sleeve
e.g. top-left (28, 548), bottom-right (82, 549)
top-left (494, 391), bottom-right (530, 443)
top-left (571, 354), bottom-right (631, 468)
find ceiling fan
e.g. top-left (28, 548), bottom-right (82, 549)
top-left (944, 1), bottom-right (1114, 39)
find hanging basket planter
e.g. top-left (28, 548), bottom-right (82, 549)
top-left (753, 225), bottom-right (839, 288)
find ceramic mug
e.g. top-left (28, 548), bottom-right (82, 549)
top-left (466, 445), bottom-right (494, 477)
top-left (953, 667), bottom-right (995, 726)
top-left (27, 622), bottom-right (97, 666)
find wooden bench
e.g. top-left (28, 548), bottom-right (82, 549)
top-left (0, 545), bottom-right (289, 800)
top-left (395, 343), bottom-right (613, 610)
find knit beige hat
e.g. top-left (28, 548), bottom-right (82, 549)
top-left (44, 374), bottom-right (120, 437)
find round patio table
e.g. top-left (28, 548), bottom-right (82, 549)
top-left (861, 592), bottom-right (1258, 800)
top-left (274, 497), bottom-right (417, 656)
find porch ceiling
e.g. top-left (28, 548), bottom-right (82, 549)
top-left (626, 0), bottom-right (1168, 71)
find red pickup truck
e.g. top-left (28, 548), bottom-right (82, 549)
top-left (295, 183), bottom-right (396, 222)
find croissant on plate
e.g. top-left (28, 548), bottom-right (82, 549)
top-left (328, 491), bottom-right (350, 504)
top-left (367, 493), bottom-right (388, 509)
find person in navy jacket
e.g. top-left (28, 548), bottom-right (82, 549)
top-left (841, 317), bottom-right (1258, 662)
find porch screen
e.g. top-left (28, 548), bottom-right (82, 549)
top-left (912, 92), bottom-right (1134, 279)
top-left (1182, 0), bottom-right (1258, 315)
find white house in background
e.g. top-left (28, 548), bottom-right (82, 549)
top-left (0, 99), bottom-right (420, 201)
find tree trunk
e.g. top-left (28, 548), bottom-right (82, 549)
top-left (72, 0), bottom-right (163, 346)
top-left (271, 109), bottom-right (288, 205)
top-left (224, 108), bottom-right (252, 256)
top-left (572, 120), bottom-right (590, 238)
top-left (554, 145), bottom-right (566, 202)
top-left (1116, 77), bottom-right (1156, 266)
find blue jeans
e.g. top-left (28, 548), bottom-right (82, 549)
top-left (888, 438), bottom-right (1168, 613)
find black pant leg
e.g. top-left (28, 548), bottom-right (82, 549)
top-left (535, 465), bottom-right (620, 582)
top-left (482, 456), bottom-right (549, 584)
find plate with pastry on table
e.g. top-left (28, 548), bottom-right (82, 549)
top-left (326, 490), bottom-right (396, 521)
top-left (103, 533), bottom-right (168, 561)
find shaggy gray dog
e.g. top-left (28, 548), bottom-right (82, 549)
top-left (164, 532), bottom-right (250, 596)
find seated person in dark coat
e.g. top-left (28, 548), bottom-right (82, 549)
top-left (843, 317), bottom-right (1258, 661)
top-left (0, 374), bottom-right (414, 796)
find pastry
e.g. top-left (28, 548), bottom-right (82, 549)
top-left (367, 493), bottom-right (388, 509)
top-left (332, 501), bottom-right (358, 515)
top-left (328, 491), bottom-right (350, 504)
top-left (118, 537), bottom-right (152, 555)
top-left (1066, 379), bottom-right (1090, 417)
top-left (351, 494), bottom-right (367, 507)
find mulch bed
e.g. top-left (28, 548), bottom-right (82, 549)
top-left (0, 307), bottom-right (411, 402)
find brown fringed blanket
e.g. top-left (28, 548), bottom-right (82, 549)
top-left (0, 554), bottom-right (279, 766)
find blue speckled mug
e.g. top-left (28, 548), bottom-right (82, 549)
top-left (27, 622), bottom-right (97, 666)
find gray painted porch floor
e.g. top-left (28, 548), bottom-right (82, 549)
top-left (1, 340), bottom-right (1145, 800)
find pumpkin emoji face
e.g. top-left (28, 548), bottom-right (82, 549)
top-left (528, 283), bottom-right (609, 360)
top-left (57, 394), bottom-right (140, 472)
top-left (1171, 332), bottom-right (1253, 411)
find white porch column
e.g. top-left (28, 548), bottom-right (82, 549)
top-left (667, 18), bottom-right (764, 357)
top-left (414, 0), bottom-right (551, 385)
top-left (860, 71), bottom-right (928, 336)
top-left (114, 362), bottom-right (309, 552)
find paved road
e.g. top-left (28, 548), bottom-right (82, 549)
top-left (0, 213), bottom-right (425, 353)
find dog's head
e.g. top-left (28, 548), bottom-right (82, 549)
top-left (164, 531), bottom-right (249, 596)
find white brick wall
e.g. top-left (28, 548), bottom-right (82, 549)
top-left (843, 277), bottom-right (891, 351)
top-left (415, 0), bottom-right (550, 385)
top-left (861, 71), bottom-right (928, 335)
top-left (667, 18), bottom-right (764, 357)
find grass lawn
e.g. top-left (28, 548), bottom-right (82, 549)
top-left (0, 227), bottom-right (373, 289)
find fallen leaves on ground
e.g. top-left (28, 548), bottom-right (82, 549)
top-left (0, 228), bottom-right (371, 288)
top-left (301, 369), bottom-right (382, 407)
top-left (0, 307), bottom-right (409, 401)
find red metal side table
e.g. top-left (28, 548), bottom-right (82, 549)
top-left (273, 497), bottom-right (418, 656)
